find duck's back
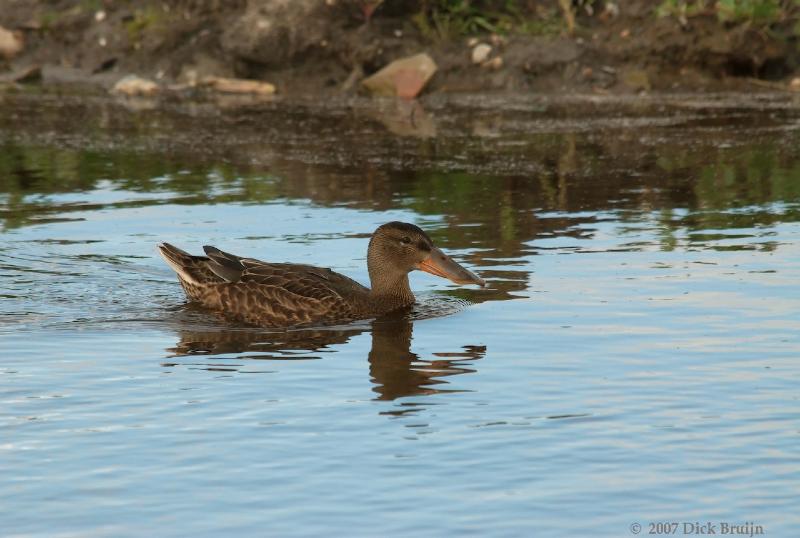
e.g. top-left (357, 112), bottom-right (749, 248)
top-left (158, 243), bottom-right (371, 327)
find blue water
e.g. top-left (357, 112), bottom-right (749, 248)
top-left (1, 92), bottom-right (799, 537)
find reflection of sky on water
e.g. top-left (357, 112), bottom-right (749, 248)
top-left (1, 93), bottom-right (800, 537)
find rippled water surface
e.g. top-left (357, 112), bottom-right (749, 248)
top-left (2, 91), bottom-right (799, 537)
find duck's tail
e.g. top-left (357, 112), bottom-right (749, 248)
top-left (157, 242), bottom-right (206, 285)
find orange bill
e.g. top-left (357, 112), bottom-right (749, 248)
top-left (415, 247), bottom-right (485, 287)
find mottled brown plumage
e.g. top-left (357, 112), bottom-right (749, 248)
top-left (158, 221), bottom-right (484, 328)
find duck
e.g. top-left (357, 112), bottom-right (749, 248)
top-left (158, 221), bottom-right (485, 327)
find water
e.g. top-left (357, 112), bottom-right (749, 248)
top-left (2, 90), bottom-right (799, 537)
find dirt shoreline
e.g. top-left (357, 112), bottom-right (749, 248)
top-left (2, 1), bottom-right (800, 97)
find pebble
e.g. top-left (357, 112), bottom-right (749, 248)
top-left (471, 43), bottom-right (492, 65)
top-left (0, 25), bottom-right (23, 60)
top-left (489, 34), bottom-right (506, 47)
top-left (202, 76), bottom-right (276, 95)
top-left (361, 53), bottom-right (438, 99)
top-left (111, 75), bottom-right (160, 96)
top-left (482, 56), bottom-right (503, 70)
top-left (602, 2), bottom-right (620, 20)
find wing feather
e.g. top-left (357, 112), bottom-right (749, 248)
top-left (173, 245), bottom-right (370, 326)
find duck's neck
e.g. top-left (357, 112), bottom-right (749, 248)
top-left (369, 273), bottom-right (415, 311)
top-left (367, 255), bottom-right (415, 312)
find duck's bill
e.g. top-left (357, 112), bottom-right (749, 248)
top-left (415, 247), bottom-right (486, 287)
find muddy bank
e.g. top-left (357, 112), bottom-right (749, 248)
top-left (1, 0), bottom-right (800, 96)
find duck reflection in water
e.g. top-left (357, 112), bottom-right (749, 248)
top-left (368, 314), bottom-right (485, 400)
top-left (165, 311), bottom-right (485, 401)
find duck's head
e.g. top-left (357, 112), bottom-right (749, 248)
top-left (367, 222), bottom-right (485, 292)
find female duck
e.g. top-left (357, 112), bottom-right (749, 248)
top-left (159, 221), bottom-right (484, 327)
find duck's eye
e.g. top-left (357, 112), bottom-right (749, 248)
top-left (400, 236), bottom-right (412, 245)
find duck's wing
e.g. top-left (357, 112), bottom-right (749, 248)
top-left (201, 246), bottom-right (370, 326)
top-left (203, 245), bottom-right (368, 295)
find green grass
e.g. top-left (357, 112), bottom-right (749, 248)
top-left (125, 5), bottom-right (169, 45)
top-left (657, 0), bottom-right (798, 25)
top-left (717, 0), bottom-right (782, 23)
top-left (413, 0), bottom-right (567, 40)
